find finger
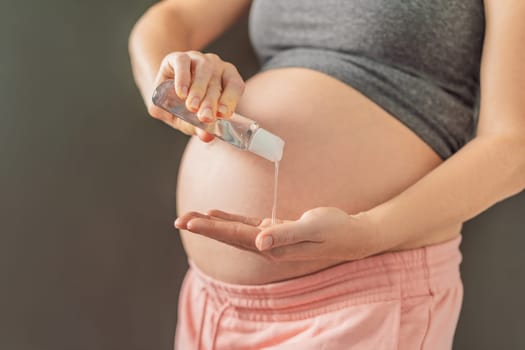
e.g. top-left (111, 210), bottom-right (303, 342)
top-left (185, 218), bottom-right (261, 251)
top-left (147, 104), bottom-right (196, 135)
top-left (171, 53), bottom-right (191, 99)
top-left (206, 209), bottom-right (263, 226)
top-left (177, 120), bottom-right (197, 136)
top-left (185, 53), bottom-right (213, 114)
top-left (155, 53), bottom-right (190, 99)
top-left (147, 104), bottom-right (176, 124)
top-left (255, 221), bottom-right (322, 251)
top-left (217, 63), bottom-right (245, 119)
top-left (197, 74), bottom-right (222, 122)
top-left (195, 128), bottom-right (215, 142)
top-left (175, 211), bottom-right (212, 229)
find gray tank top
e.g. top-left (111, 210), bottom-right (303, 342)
top-left (248, 0), bottom-right (485, 159)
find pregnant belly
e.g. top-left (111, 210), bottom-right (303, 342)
top-left (177, 68), bottom-right (460, 285)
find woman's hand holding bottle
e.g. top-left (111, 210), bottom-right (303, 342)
top-left (147, 51), bottom-right (245, 142)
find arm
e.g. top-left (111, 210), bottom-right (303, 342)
top-left (361, 0), bottom-right (525, 253)
top-left (128, 0), bottom-right (251, 105)
top-left (129, 0), bottom-right (251, 140)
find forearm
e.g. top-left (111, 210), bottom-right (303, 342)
top-left (128, 2), bottom-right (193, 104)
top-left (362, 134), bottom-right (525, 253)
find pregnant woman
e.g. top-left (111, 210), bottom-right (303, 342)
top-left (129, 1), bottom-right (525, 349)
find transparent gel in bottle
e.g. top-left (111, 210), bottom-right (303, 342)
top-left (152, 80), bottom-right (284, 162)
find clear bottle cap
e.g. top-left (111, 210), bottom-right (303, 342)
top-left (248, 128), bottom-right (285, 162)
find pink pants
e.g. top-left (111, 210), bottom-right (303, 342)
top-left (175, 236), bottom-right (463, 350)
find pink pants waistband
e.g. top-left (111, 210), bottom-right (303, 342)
top-left (187, 235), bottom-right (462, 321)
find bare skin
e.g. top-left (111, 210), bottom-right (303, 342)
top-left (175, 68), bottom-right (460, 284)
top-left (129, 1), bottom-right (525, 285)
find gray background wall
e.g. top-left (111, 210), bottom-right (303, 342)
top-left (1, 0), bottom-right (523, 349)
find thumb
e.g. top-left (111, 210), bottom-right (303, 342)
top-left (195, 128), bottom-right (215, 142)
top-left (255, 221), bottom-right (320, 251)
top-left (147, 103), bottom-right (173, 122)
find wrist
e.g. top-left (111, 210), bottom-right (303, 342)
top-left (348, 210), bottom-right (390, 258)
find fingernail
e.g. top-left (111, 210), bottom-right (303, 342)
top-left (174, 218), bottom-right (181, 227)
top-left (199, 108), bottom-right (214, 122)
top-left (217, 104), bottom-right (228, 117)
top-left (180, 86), bottom-right (188, 98)
top-left (190, 97), bottom-right (200, 110)
top-left (258, 235), bottom-right (273, 251)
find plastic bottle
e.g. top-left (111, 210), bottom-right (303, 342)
top-left (152, 80), bottom-right (284, 162)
